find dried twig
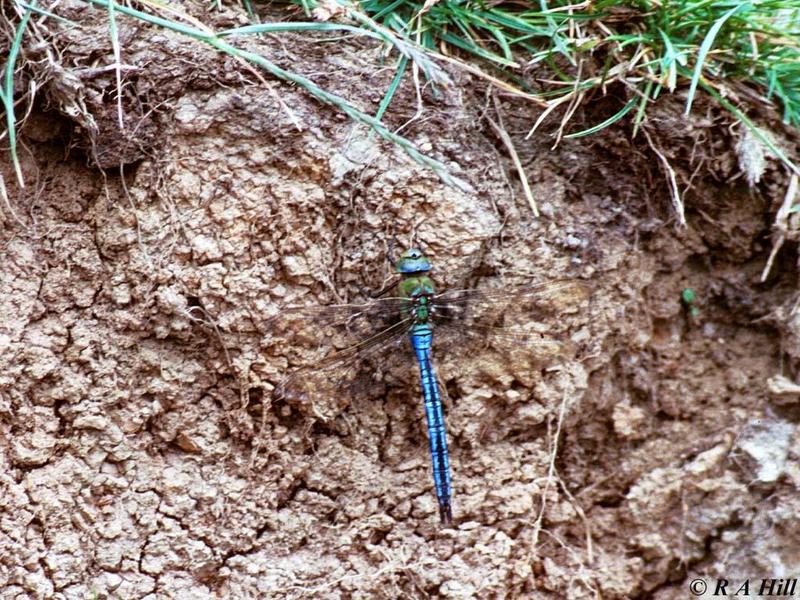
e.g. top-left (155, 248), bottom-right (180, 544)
top-left (643, 127), bottom-right (686, 226)
top-left (486, 97), bottom-right (538, 216)
top-left (530, 389), bottom-right (569, 552)
top-left (525, 93), bottom-right (574, 140)
top-left (762, 173), bottom-right (799, 281)
top-left (553, 59), bottom-right (585, 148)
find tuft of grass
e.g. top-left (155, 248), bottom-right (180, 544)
top-left (2, 0), bottom-right (798, 192)
top-left (347, 0), bottom-right (800, 126)
top-left (291, 0), bottom-right (800, 169)
top-left (2, 0), bottom-right (470, 191)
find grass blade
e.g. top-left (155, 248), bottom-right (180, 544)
top-left (17, 1), bottom-right (76, 24)
top-left (701, 79), bottom-right (800, 177)
top-left (564, 94), bottom-right (639, 139)
top-left (83, 0), bottom-right (469, 191)
top-left (1, 2), bottom-right (33, 187)
top-left (684, 2), bottom-right (750, 116)
top-left (375, 55), bottom-right (409, 121)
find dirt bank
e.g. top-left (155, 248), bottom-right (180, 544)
top-left (1, 2), bottom-right (799, 598)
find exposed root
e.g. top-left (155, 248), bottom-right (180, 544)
top-left (761, 173), bottom-right (799, 281)
top-left (643, 126), bottom-right (686, 227)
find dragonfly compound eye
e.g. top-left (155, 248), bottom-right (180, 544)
top-left (396, 250), bottom-right (432, 274)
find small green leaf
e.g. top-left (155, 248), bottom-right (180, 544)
top-left (681, 288), bottom-right (697, 305)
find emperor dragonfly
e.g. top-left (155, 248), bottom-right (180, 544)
top-left (268, 248), bottom-right (587, 525)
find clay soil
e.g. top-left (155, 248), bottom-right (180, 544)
top-left (2, 2), bottom-right (800, 599)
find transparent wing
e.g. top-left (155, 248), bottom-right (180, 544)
top-left (431, 279), bottom-right (590, 356)
top-left (264, 278), bottom-right (590, 417)
top-left (267, 296), bottom-right (410, 336)
top-left (265, 297), bottom-right (414, 419)
top-left (422, 280), bottom-right (589, 396)
top-left (434, 278), bottom-right (588, 316)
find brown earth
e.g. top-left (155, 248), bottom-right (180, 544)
top-left (2, 2), bottom-right (800, 599)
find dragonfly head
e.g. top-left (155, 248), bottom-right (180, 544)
top-left (396, 248), bottom-right (431, 274)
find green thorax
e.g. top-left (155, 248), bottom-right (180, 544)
top-left (398, 275), bottom-right (435, 299)
top-left (399, 275), bottom-right (436, 321)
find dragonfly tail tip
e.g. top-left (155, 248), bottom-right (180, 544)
top-left (440, 503), bottom-right (453, 526)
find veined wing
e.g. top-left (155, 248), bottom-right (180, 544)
top-left (271, 296), bottom-right (409, 320)
top-left (266, 295), bottom-right (410, 338)
top-left (425, 281), bottom-right (589, 394)
top-left (267, 298), bottom-right (414, 419)
top-left (433, 279), bottom-right (588, 316)
top-left (431, 279), bottom-right (589, 356)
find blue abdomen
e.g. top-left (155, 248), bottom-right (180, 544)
top-left (410, 324), bottom-right (453, 525)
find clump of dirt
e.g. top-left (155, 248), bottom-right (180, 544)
top-left (1, 2), bottom-right (799, 598)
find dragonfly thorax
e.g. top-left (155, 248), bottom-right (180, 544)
top-left (399, 275), bottom-right (436, 324)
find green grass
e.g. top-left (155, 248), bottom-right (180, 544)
top-left (349, 0), bottom-right (800, 124)
top-left (1, 2), bottom-right (32, 187)
top-left (2, 0), bottom-right (798, 189)
top-left (3, 0), bottom-right (468, 190)
top-left (325, 0), bottom-right (800, 172)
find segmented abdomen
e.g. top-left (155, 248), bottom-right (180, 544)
top-left (410, 325), bottom-right (452, 525)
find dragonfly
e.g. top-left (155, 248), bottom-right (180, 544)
top-left (267, 248), bottom-right (587, 525)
